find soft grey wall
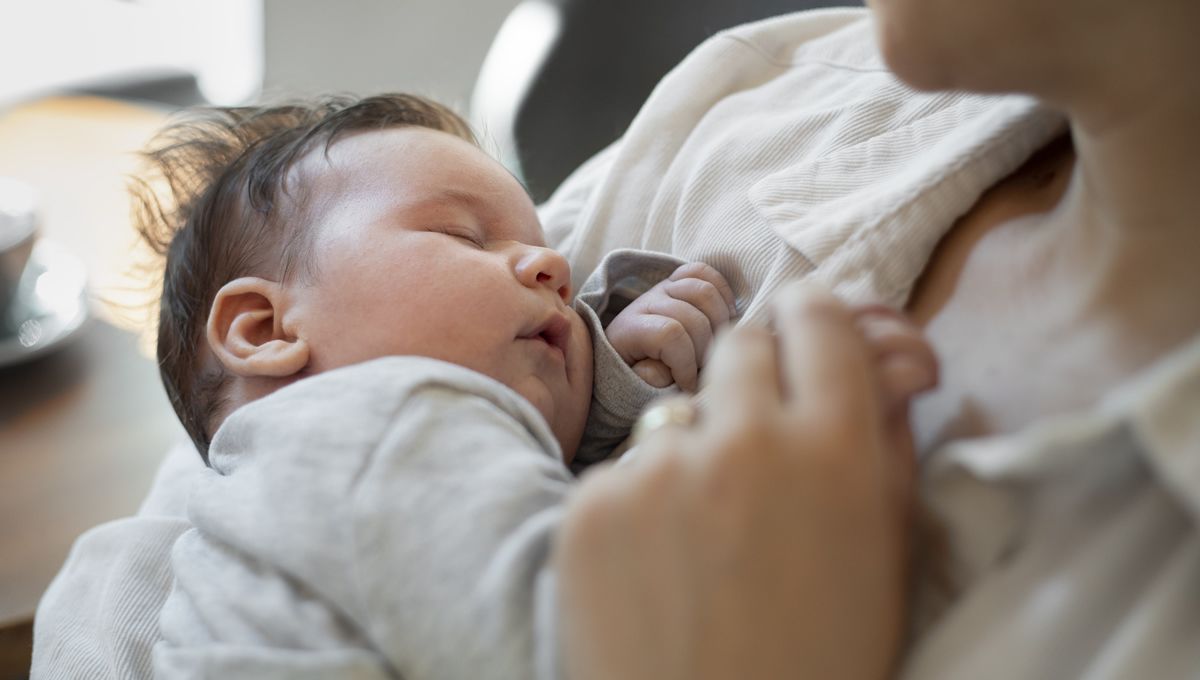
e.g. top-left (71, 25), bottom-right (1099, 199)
top-left (263, 0), bottom-right (523, 112)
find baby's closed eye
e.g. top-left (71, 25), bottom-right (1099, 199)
top-left (431, 225), bottom-right (486, 248)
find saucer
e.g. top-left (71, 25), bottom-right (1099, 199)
top-left (0, 240), bottom-right (89, 368)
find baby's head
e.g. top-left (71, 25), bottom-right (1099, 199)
top-left (137, 94), bottom-right (594, 465)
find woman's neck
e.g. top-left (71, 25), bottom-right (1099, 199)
top-left (905, 86), bottom-right (1200, 448)
top-left (1065, 96), bottom-right (1200, 231)
top-left (1041, 82), bottom-right (1200, 328)
top-left (1045, 0), bottom-right (1200, 239)
top-left (904, 1), bottom-right (1200, 447)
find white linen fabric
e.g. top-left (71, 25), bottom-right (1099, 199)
top-left (31, 7), bottom-right (1200, 679)
top-left (30, 441), bottom-right (199, 679)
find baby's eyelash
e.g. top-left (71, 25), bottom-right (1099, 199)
top-left (434, 226), bottom-right (486, 247)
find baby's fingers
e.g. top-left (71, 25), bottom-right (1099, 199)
top-left (772, 283), bottom-right (881, 438)
top-left (631, 359), bottom-right (673, 388)
top-left (612, 314), bottom-right (700, 391)
top-left (666, 263), bottom-right (737, 330)
top-left (701, 325), bottom-right (781, 433)
top-left (639, 296), bottom-right (716, 367)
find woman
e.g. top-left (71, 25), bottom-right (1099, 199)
top-left (33, 1), bottom-right (1199, 677)
top-left (553, 0), bottom-right (1200, 677)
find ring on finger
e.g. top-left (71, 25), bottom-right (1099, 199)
top-left (632, 396), bottom-right (698, 444)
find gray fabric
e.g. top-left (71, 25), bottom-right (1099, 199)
top-left (155, 358), bottom-right (570, 679)
top-left (572, 248), bottom-right (685, 468)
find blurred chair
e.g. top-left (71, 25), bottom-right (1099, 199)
top-left (472, 0), bottom-right (863, 202)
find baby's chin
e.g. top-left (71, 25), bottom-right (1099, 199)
top-left (547, 406), bottom-right (585, 467)
top-left (510, 376), bottom-right (589, 467)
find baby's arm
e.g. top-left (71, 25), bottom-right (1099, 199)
top-left (571, 250), bottom-right (735, 468)
top-left (604, 262), bottom-right (736, 392)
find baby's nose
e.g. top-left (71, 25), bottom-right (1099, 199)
top-left (514, 246), bottom-right (572, 303)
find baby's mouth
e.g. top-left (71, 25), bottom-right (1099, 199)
top-left (523, 314), bottom-right (571, 361)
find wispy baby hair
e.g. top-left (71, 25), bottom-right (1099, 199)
top-left (133, 93), bottom-right (477, 462)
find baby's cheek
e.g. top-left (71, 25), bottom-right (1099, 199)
top-left (562, 317), bottom-right (595, 459)
top-left (571, 316), bottom-right (595, 390)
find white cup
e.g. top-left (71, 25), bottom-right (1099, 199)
top-left (0, 177), bottom-right (39, 315)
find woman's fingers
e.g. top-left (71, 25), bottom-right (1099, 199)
top-left (771, 283), bottom-right (882, 436)
top-left (851, 306), bottom-right (934, 516)
top-left (854, 306), bottom-right (939, 414)
top-left (700, 325), bottom-right (781, 432)
top-left (632, 394), bottom-right (700, 448)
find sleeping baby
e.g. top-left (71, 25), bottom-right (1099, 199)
top-left (137, 93), bottom-right (929, 678)
top-left (138, 92), bottom-right (736, 678)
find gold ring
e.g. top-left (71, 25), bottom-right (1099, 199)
top-left (632, 397), bottom-right (698, 444)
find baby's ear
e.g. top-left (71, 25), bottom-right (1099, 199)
top-left (206, 277), bottom-right (309, 378)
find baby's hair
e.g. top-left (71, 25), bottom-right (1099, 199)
top-left (133, 93), bottom-right (477, 463)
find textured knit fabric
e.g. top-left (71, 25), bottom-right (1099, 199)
top-left (155, 358), bottom-right (569, 679)
top-left (572, 248), bottom-right (685, 468)
top-left (30, 441), bottom-right (198, 679)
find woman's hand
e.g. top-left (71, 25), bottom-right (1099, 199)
top-left (555, 283), bottom-right (935, 680)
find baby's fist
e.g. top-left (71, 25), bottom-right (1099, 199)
top-left (605, 262), bottom-right (736, 391)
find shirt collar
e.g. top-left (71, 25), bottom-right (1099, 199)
top-left (926, 331), bottom-right (1200, 526)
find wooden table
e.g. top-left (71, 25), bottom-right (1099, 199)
top-left (0, 96), bottom-right (182, 677)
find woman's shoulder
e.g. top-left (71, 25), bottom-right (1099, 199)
top-left (713, 7), bottom-right (881, 71)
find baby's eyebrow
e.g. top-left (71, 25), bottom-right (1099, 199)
top-left (386, 188), bottom-right (490, 220)
top-left (421, 187), bottom-right (496, 215)
top-left (437, 187), bottom-right (483, 206)
top-left (397, 186), bottom-right (542, 241)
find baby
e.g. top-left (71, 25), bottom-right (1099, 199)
top-left (139, 93), bottom-right (741, 678)
top-left (138, 93), bottom-right (734, 469)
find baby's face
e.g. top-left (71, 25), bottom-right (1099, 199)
top-left (286, 127), bottom-right (593, 461)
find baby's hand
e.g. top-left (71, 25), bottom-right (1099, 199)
top-left (606, 263), bottom-right (736, 391)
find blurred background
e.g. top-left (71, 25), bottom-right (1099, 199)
top-left (0, 0), bottom-right (850, 676)
top-left (1, 0), bottom-right (517, 109)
